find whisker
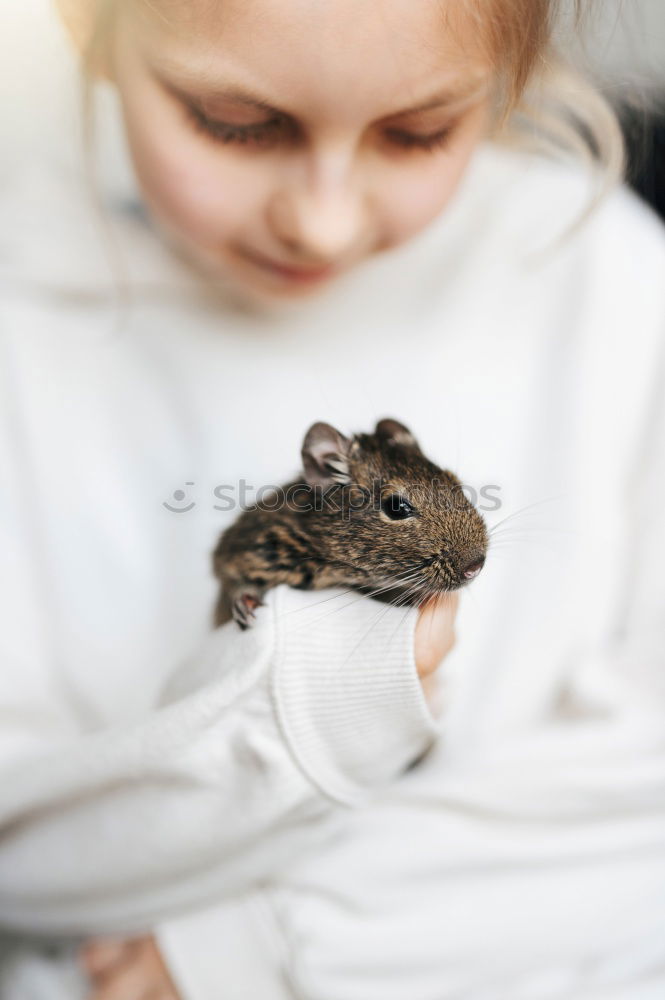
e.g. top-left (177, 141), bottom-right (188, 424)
top-left (357, 572), bottom-right (426, 602)
top-left (488, 534), bottom-right (563, 552)
top-left (487, 494), bottom-right (567, 536)
top-left (387, 601), bottom-right (422, 656)
top-left (489, 524), bottom-right (576, 541)
top-left (340, 579), bottom-right (427, 667)
top-left (340, 598), bottom-right (404, 667)
top-left (281, 568), bottom-right (426, 634)
top-left (283, 567), bottom-right (424, 615)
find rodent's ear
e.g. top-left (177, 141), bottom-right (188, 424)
top-left (374, 418), bottom-right (422, 452)
top-left (301, 422), bottom-right (352, 489)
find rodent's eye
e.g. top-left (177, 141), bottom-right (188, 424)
top-left (381, 494), bottom-right (415, 520)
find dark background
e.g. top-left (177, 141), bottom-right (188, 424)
top-left (622, 109), bottom-right (665, 222)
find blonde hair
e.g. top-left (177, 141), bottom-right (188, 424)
top-left (441, 0), bottom-right (626, 238)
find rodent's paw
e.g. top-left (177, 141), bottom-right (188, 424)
top-left (232, 592), bottom-right (265, 630)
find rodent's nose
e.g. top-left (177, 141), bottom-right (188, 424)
top-left (460, 554), bottom-right (485, 581)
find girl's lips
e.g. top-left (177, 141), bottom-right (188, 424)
top-left (240, 247), bottom-right (339, 283)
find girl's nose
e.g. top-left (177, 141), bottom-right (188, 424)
top-left (268, 155), bottom-right (365, 264)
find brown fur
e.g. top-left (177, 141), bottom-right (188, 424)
top-left (212, 418), bottom-right (488, 628)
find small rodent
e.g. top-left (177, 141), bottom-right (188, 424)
top-left (212, 418), bottom-right (488, 629)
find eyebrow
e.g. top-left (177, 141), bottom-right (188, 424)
top-left (156, 66), bottom-right (487, 120)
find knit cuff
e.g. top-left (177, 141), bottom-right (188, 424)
top-left (269, 585), bottom-right (440, 805)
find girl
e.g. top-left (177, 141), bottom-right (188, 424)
top-left (1, 1), bottom-right (664, 998)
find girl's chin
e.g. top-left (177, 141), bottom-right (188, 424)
top-left (175, 236), bottom-right (346, 308)
top-left (223, 246), bottom-right (349, 302)
top-left (143, 206), bottom-right (364, 307)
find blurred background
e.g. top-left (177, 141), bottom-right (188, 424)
top-left (559, 0), bottom-right (665, 221)
top-left (1, 0), bottom-right (665, 218)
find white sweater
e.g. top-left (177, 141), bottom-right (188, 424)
top-left (2, 14), bottom-right (665, 1000)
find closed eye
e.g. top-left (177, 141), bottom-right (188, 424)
top-left (184, 103), bottom-right (290, 146)
top-left (183, 100), bottom-right (457, 153)
top-left (384, 125), bottom-right (455, 151)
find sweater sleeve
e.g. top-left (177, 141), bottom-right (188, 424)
top-left (0, 580), bottom-right (438, 937)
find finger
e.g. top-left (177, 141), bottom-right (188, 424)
top-left (415, 592), bottom-right (460, 679)
top-left (421, 590), bottom-right (458, 619)
top-left (86, 957), bottom-right (166, 1000)
top-left (433, 590), bottom-right (459, 616)
top-left (80, 939), bottom-right (134, 978)
top-left (425, 591), bottom-right (459, 636)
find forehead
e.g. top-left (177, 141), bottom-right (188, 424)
top-left (131, 0), bottom-right (492, 118)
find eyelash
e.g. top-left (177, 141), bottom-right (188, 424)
top-left (184, 103), bottom-right (455, 153)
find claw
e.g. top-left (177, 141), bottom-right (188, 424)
top-left (232, 593), bottom-right (264, 630)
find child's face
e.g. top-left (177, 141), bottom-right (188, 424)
top-left (108, 0), bottom-right (494, 303)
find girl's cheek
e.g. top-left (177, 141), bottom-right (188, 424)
top-left (386, 152), bottom-right (475, 245)
top-left (150, 156), bottom-right (243, 244)
top-left (123, 111), bottom-right (254, 246)
top-left (379, 108), bottom-right (490, 247)
top-left (390, 175), bottom-right (454, 241)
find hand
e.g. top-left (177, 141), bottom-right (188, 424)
top-left (414, 593), bottom-right (459, 714)
top-left (80, 935), bottom-right (181, 1000)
